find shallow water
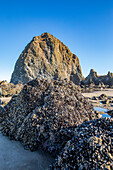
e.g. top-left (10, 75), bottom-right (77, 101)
top-left (94, 107), bottom-right (111, 118)
top-left (101, 113), bottom-right (111, 118)
top-left (94, 107), bottom-right (107, 113)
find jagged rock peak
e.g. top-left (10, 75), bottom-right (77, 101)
top-left (10, 32), bottom-right (84, 85)
top-left (107, 71), bottom-right (113, 77)
top-left (90, 69), bottom-right (97, 77)
top-left (83, 69), bottom-right (113, 86)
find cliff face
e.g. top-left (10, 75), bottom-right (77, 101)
top-left (10, 32), bottom-right (84, 85)
top-left (82, 69), bottom-right (113, 86)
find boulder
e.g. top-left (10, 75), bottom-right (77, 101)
top-left (99, 94), bottom-right (107, 100)
top-left (101, 99), bottom-right (110, 105)
top-left (0, 106), bottom-right (4, 122)
top-left (107, 110), bottom-right (113, 117)
top-left (92, 96), bottom-right (97, 100)
top-left (1, 78), bottom-right (96, 154)
top-left (50, 118), bottom-right (113, 169)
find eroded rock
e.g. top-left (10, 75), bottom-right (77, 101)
top-left (82, 69), bottom-right (113, 87)
top-left (10, 32), bottom-right (84, 85)
top-left (0, 80), bottom-right (23, 97)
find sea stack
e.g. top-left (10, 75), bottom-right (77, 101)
top-left (82, 69), bottom-right (113, 86)
top-left (10, 32), bottom-right (84, 85)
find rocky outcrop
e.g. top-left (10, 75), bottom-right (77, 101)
top-left (50, 118), bottom-right (113, 170)
top-left (2, 78), bottom-right (96, 154)
top-left (82, 69), bottom-right (113, 86)
top-left (0, 80), bottom-right (23, 97)
top-left (10, 32), bottom-right (84, 85)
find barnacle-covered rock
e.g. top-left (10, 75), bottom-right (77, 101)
top-left (1, 78), bottom-right (96, 154)
top-left (50, 117), bottom-right (113, 169)
top-left (0, 106), bottom-right (4, 122)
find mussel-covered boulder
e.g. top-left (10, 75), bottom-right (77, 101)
top-left (50, 118), bottom-right (113, 170)
top-left (0, 106), bottom-right (4, 122)
top-left (2, 78), bottom-right (96, 154)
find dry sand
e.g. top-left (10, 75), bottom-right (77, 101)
top-left (82, 89), bottom-right (113, 109)
top-left (82, 89), bottom-right (113, 98)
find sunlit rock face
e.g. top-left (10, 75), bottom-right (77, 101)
top-left (0, 80), bottom-right (23, 97)
top-left (10, 32), bottom-right (84, 85)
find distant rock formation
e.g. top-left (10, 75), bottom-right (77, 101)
top-left (82, 69), bottom-right (113, 86)
top-left (0, 80), bottom-right (23, 97)
top-left (10, 32), bottom-right (84, 85)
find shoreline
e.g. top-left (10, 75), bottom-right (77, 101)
top-left (82, 89), bottom-right (113, 110)
top-left (82, 88), bottom-right (113, 98)
top-left (0, 126), bottom-right (54, 170)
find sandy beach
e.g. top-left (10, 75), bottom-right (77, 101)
top-left (0, 127), bottom-right (54, 170)
top-left (0, 96), bottom-right (54, 170)
top-left (82, 89), bottom-right (113, 110)
top-left (82, 89), bottom-right (113, 98)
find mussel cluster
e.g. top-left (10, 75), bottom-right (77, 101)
top-left (1, 78), bottom-right (112, 169)
top-left (50, 118), bottom-right (113, 169)
top-left (1, 78), bottom-right (96, 155)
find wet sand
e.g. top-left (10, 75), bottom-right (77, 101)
top-left (0, 97), bottom-right (54, 169)
top-left (0, 128), bottom-right (54, 170)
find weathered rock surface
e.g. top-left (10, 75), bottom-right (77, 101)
top-left (10, 32), bottom-right (84, 85)
top-left (50, 118), bottom-right (113, 170)
top-left (82, 69), bottom-right (113, 86)
top-left (0, 80), bottom-right (23, 97)
top-left (1, 78), bottom-right (96, 154)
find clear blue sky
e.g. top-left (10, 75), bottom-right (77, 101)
top-left (0, 0), bottom-right (113, 82)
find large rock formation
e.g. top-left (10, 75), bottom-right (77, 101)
top-left (10, 32), bottom-right (84, 85)
top-left (82, 69), bottom-right (113, 86)
top-left (2, 78), bottom-right (96, 154)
